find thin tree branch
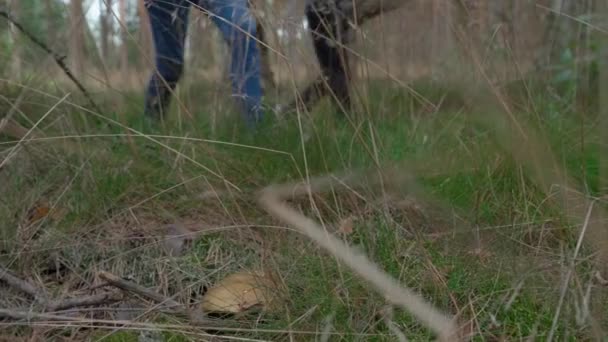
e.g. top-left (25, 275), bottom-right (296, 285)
top-left (98, 271), bottom-right (230, 326)
top-left (97, 271), bottom-right (182, 310)
top-left (0, 10), bottom-right (102, 114)
top-left (1, 266), bottom-right (121, 312)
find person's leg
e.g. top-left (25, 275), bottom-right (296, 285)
top-left (144, 0), bottom-right (191, 121)
top-left (305, 1), bottom-right (352, 115)
top-left (198, 0), bottom-right (263, 128)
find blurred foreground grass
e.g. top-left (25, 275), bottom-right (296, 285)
top-left (0, 78), bottom-right (605, 341)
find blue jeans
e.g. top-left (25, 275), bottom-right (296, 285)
top-left (144, 0), bottom-right (263, 127)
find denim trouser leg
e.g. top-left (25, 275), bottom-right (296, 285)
top-left (145, 0), bottom-right (264, 127)
top-left (144, 0), bottom-right (191, 120)
top-left (199, 0), bottom-right (263, 127)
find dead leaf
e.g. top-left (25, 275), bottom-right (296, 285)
top-left (26, 204), bottom-right (50, 224)
top-left (200, 271), bottom-right (278, 314)
top-left (24, 201), bottom-right (66, 225)
top-left (338, 216), bottom-right (355, 235)
top-left (0, 118), bottom-right (30, 140)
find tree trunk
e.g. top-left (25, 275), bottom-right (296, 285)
top-left (256, 20), bottom-right (276, 91)
top-left (119, 0), bottom-right (129, 80)
top-left (430, 0), bottom-right (452, 70)
top-left (9, 0), bottom-right (21, 79)
top-left (598, 0), bottom-right (608, 240)
top-left (138, 0), bottom-right (153, 70)
top-left (69, 0), bottom-right (86, 79)
top-left (210, 24), bottom-right (227, 82)
top-left (187, 12), bottom-right (212, 72)
top-left (100, 0), bottom-right (114, 63)
top-left (587, 1), bottom-right (608, 332)
top-left (44, 0), bottom-right (55, 48)
top-left (458, 0), bottom-right (489, 46)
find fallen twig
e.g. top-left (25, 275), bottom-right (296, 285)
top-left (0, 266), bottom-right (47, 304)
top-left (1, 266), bottom-right (121, 313)
top-left (0, 267), bottom-right (220, 327)
top-left (0, 10), bottom-right (101, 113)
top-left (98, 271), bottom-right (182, 311)
top-left (98, 271), bottom-right (232, 326)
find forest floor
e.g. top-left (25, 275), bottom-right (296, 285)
top-left (0, 78), bottom-right (606, 341)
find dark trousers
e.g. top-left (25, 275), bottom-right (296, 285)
top-left (144, 0), bottom-right (263, 127)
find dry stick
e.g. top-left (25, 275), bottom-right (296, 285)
top-left (97, 271), bottom-right (182, 311)
top-left (257, 175), bottom-right (458, 341)
top-left (97, 271), bottom-right (230, 327)
top-left (0, 10), bottom-right (102, 114)
top-left (0, 266), bottom-right (47, 304)
top-left (0, 266), bottom-right (122, 313)
top-left (0, 269), bottom-right (222, 326)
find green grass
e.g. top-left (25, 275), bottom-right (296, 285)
top-left (0, 79), bottom-right (605, 341)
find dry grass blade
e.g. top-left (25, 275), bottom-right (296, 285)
top-left (1, 266), bottom-right (123, 313)
top-left (0, 308), bottom-right (84, 322)
top-left (46, 292), bottom-right (123, 312)
top-left (547, 201), bottom-right (595, 341)
top-left (258, 174), bottom-right (458, 341)
top-left (453, 29), bottom-right (608, 335)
